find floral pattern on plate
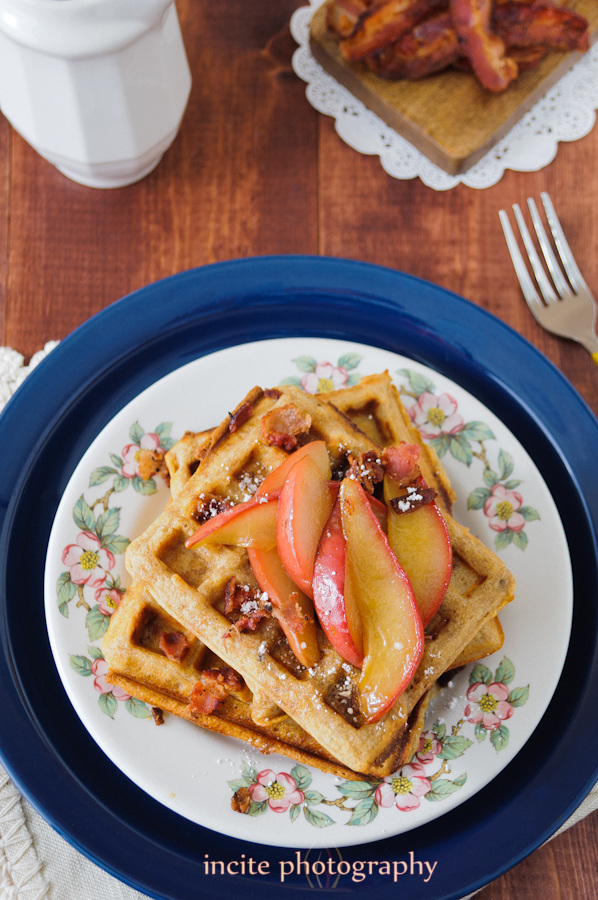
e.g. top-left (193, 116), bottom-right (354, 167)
top-left (228, 656), bottom-right (528, 829)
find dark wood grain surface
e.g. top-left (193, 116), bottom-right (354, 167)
top-left (0, 2), bottom-right (596, 897)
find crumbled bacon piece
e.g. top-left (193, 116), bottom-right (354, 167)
top-left (390, 481), bottom-right (437, 514)
top-left (381, 443), bottom-right (422, 486)
top-left (151, 707), bottom-right (165, 726)
top-left (188, 667), bottom-right (245, 716)
top-left (228, 400), bottom-right (254, 433)
top-left (231, 786), bottom-right (252, 814)
top-left (264, 388), bottom-right (282, 399)
top-left (195, 493), bottom-right (233, 523)
top-left (347, 450), bottom-right (384, 493)
top-left (224, 577), bottom-right (272, 633)
top-left (159, 630), bottom-right (190, 662)
top-left (272, 590), bottom-right (314, 635)
top-left (260, 404), bottom-right (311, 452)
top-left (136, 448), bottom-right (169, 483)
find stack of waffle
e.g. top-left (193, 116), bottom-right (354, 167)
top-left (103, 372), bottom-right (515, 780)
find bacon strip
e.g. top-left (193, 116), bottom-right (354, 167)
top-left (367, 11), bottom-right (460, 79)
top-left (493, 1), bottom-right (589, 52)
top-left (327, 0), bottom-right (373, 38)
top-left (340, 0), bottom-right (449, 62)
top-left (450, 0), bottom-right (518, 91)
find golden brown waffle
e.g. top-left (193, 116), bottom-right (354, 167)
top-left (104, 581), bottom-right (429, 779)
top-left (124, 382), bottom-right (515, 777)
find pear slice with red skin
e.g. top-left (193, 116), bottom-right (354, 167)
top-left (340, 477), bottom-right (424, 724)
top-left (248, 546), bottom-right (320, 668)
top-left (384, 475), bottom-right (452, 626)
top-left (277, 454), bottom-right (336, 598)
top-left (257, 440), bottom-right (331, 497)
top-left (185, 493), bottom-right (280, 550)
top-left (312, 497), bottom-right (364, 668)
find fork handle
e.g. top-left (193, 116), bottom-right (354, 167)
top-left (593, 352), bottom-right (598, 368)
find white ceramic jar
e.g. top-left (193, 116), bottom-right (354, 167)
top-left (0, 0), bottom-right (192, 188)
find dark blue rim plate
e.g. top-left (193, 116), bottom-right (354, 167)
top-left (1, 256), bottom-right (597, 900)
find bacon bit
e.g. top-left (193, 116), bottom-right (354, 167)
top-left (347, 450), bottom-right (385, 494)
top-left (390, 481), bottom-right (437, 515)
top-left (188, 667), bottom-right (245, 716)
top-left (159, 630), bottom-right (190, 662)
top-left (260, 404), bottom-right (312, 452)
top-left (224, 577), bottom-right (272, 633)
top-left (264, 388), bottom-right (282, 399)
top-left (151, 707), bottom-right (165, 726)
top-left (271, 590), bottom-right (314, 635)
top-left (137, 449), bottom-right (168, 483)
top-left (231, 786), bottom-right (252, 814)
top-left (382, 444), bottom-right (422, 485)
top-left (228, 400), bottom-right (254, 433)
top-left (195, 493), bottom-right (233, 523)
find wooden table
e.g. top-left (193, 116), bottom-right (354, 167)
top-left (0, 2), bottom-right (596, 897)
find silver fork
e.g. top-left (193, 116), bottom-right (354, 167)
top-left (499, 192), bottom-right (598, 367)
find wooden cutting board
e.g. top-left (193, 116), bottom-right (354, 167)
top-left (309, 0), bottom-right (598, 175)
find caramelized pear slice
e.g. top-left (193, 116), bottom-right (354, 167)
top-left (384, 475), bottom-right (452, 626)
top-left (340, 477), bottom-right (424, 723)
top-left (312, 497), bottom-right (364, 668)
top-left (248, 546), bottom-right (320, 668)
top-left (185, 493), bottom-right (279, 550)
top-left (277, 454), bottom-right (335, 598)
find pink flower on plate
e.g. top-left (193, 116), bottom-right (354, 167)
top-left (302, 362), bottom-right (348, 395)
top-left (375, 761), bottom-right (431, 812)
top-left (62, 531), bottom-right (115, 587)
top-left (95, 585), bottom-right (123, 616)
top-left (415, 730), bottom-right (442, 764)
top-left (484, 483), bottom-right (525, 533)
top-left (249, 769), bottom-right (305, 812)
top-left (91, 658), bottom-right (129, 700)
top-left (121, 432), bottom-right (163, 480)
top-left (408, 391), bottom-right (463, 440)
top-left (465, 681), bottom-right (514, 731)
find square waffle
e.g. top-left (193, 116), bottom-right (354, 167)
top-left (104, 580), bottom-right (429, 779)
top-left (123, 379), bottom-right (515, 777)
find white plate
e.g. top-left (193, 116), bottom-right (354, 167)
top-left (44, 337), bottom-right (572, 849)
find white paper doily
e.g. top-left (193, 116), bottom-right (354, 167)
top-left (291, 1), bottom-right (598, 190)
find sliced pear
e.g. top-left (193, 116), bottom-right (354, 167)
top-left (340, 477), bottom-right (424, 723)
top-left (248, 546), bottom-right (320, 668)
top-left (276, 454), bottom-right (335, 597)
top-left (384, 475), bottom-right (452, 625)
top-left (185, 493), bottom-right (279, 550)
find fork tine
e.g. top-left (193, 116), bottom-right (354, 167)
top-left (498, 209), bottom-right (546, 313)
top-left (512, 203), bottom-right (559, 304)
top-left (540, 192), bottom-right (590, 294)
top-left (527, 198), bottom-right (571, 298)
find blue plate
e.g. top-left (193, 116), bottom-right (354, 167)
top-left (1, 256), bottom-right (597, 900)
